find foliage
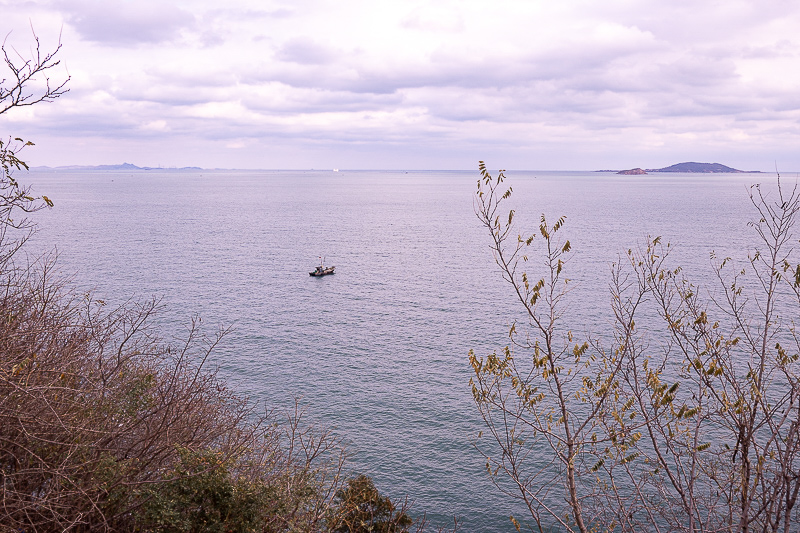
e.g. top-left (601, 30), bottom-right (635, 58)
top-left (470, 161), bottom-right (800, 532)
top-left (0, 27), bottom-right (448, 533)
top-left (0, 262), bottom-right (346, 531)
top-left (0, 28), bottom-right (354, 533)
top-left (1, 28), bottom-right (69, 115)
top-left (0, 28), bottom-right (67, 238)
top-left (328, 475), bottom-right (414, 533)
top-left (138, 447), bottom-right (273, 533)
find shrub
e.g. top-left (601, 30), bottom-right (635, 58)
top-left (0, 263), bottom-right (349, 531)
top-left (471, 162), bottom-right (800, 532)
top-left (0, 29), bottom-right (442, 533)
top-left (327, 475), bottom-right (414, 533)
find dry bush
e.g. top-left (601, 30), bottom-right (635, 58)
top-left (0, 27), bottom-right (354, 533)
top-left (471, 162), bottom-right (800, 532)
top-left (0, 254), bottom-right (347, 531)
top-left (0, 30), bottom-right (447, 533)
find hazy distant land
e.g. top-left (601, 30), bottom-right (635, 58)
top-left (32, 162), bottom-right (761, 176)
top-left (31, 163), bottom-right (203, 171)
top-left (606, 162), bottom-right (763, 175)
top-left (30, 162), bottom-right (764, 174)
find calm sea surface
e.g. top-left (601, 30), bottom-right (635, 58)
top-left (24, 168), bottom-right (777, 531)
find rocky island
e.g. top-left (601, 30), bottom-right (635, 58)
top-left (606, 162), bottom-right (761, 174)
top-left (617, 168), bottom-right (647, 175)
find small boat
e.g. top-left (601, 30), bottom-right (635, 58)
top-left (310, 265), bottom-right (335, 276)
top-left (309, 257), bottom-right (335, 277)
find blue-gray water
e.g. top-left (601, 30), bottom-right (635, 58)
top-left (24, 168), bottom-right (776, 531)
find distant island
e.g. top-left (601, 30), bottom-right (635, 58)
top-left (617, 168), bottom-right (647, 175)
top-left (606, 162), bottom-right (762, 175)
top-left (32, 163), bottom-right (203, 171)
top-left (650, 162), bottom-right (761, 173)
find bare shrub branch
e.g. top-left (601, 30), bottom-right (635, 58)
top-left (471, 162), bottom-right (800, 532)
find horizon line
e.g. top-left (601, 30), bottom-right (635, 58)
top-left (28, 165), bottom-right (778, 174)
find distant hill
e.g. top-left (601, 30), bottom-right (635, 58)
top-left (32, 163), bottom-right (203, 171)
top-left (649, 162), bottom-right (760, 173)
top-left (86, 163), bottom-right (143, 171)
top-left (598, 162), bottom-right (762, 174)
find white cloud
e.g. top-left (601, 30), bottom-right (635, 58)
top-left (59, 0), bottom-right (196, 45)
top-left (276, 38), bottom-right (338, 65)
top-left (2, 0), bottom-right (800, 169)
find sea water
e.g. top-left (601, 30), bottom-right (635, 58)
top-left (24, 168), bottom-right (773, 531)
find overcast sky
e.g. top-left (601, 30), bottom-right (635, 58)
top-left (2, 0), bottom-right (799, 170)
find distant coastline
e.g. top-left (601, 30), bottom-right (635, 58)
top-left (597, 162), bottom-right (763, 175)
top-left (27, 162), bottom-right (766, 174)
top-left (31, 163), bottom-right (203, 172)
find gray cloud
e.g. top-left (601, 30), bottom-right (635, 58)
top-left (240, 87), bottom-right (404, 115)
top-left (204, 7), bottom-right (297, 21)
top-left (245, 23), bottom-right (663, 97)
top-left (741, 40), bottom-right (798, 59)
top-left (5, 0), bottom-right (800, 170)
top-left (276, 38), bottom-right (337, 65)
top-left (656, 55), bottom-right (738, 88)
top-left (60, 0), bottom-right (195, 45)
top-left (111, 84), bottom-right (231, 107)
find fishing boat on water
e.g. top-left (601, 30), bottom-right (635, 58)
top-left (309, 257), bottom-right (335, 277)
